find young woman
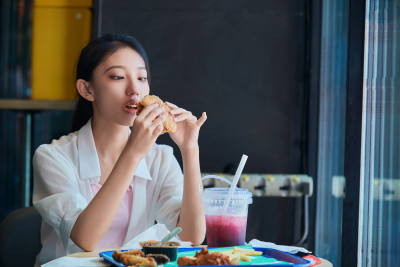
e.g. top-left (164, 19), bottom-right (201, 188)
top-left (32, 34), bottom-right (207, 265)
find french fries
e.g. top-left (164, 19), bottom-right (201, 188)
top-left (219, 247), bottom-right (263, 262)
top-left (233, 247), bottom-right (263, 256)
top-left (239, 255), bottom-right (251, 262)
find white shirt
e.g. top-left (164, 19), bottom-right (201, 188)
top-left (32, 119), bottom-right (184, 265)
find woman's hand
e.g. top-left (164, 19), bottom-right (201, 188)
top-left (128, 104), bottom-right (167, 158)
top-left (166, 102), bottom-right (207, 150)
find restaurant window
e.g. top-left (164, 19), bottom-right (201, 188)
top-left (314, 0), bottom-right (348, 266)
top-left (359, 0), bottom-right (400, 265)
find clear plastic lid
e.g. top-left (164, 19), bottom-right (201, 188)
top-left (201, 187), bottom-right (253, 206)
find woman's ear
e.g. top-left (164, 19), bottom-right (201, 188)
top-left (76, 79), bottom-right (94, 101)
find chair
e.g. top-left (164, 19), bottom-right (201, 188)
top-left (0, 206), bottom-right (42, 267)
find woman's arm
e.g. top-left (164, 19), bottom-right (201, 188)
top-left (176, 145), bottom-right (206, 245)
top-left (71, 104), bottom-right (167, 251)
top-left (70, 146), bottom-right (141, 251)
top-left (166, 102), bottom-right (207, 245)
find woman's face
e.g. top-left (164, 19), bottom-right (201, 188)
top-left (89, 46), bottom-right (150, 126)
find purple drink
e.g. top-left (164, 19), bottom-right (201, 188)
top-left (201, 186), bottom-right (252, 247)
top-left (206, 215), bottom-right (248, 247)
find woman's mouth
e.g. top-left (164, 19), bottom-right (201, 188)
top-left (124, 103), bottom-right (138, 114)
top-left (125, 104), bottom-right (137, 109)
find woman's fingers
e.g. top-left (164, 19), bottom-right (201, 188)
top-left (173, 111), bottom-right (193, 122)
top-left (145, 107), bottom-right (166, 123)
top-left (196, 112), bottom-right (207, 127)
top-left (165, 102), bottom-right (177, 109)
top-left (134, 104), bottom-right (167, 134)
top-left (135, 103), bottom-right (165, 123)
top-left (165, 102), bottom-right (188, 117)
top-left (151, 112), bottom-right (167, 129)
top-left (169, 107), bottom-right (186, 116)
top-left (137, 103), bottom-right (158, 117)
top-left (136, 104), bottom-right (158, 120)
top-left (164, 102), bottom-right (207, 127)
top-left (152, 123), bottom-right (164, 136)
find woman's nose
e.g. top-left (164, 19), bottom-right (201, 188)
top-left (126, 80), bottom-right (139, 96)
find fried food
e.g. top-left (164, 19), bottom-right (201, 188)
top-left (146, 253), bottom-right (171, 264)
top-left (195, 250), bottom-right (231, 265)
top-left (219, 246), bottom-right (263, 261)
top-left (111, 250), bottom-right (156, 267)
top-left (177, 256), bottom-right (197, 266)
top-left (230, 258), bottom-right (239, 265)
top-left (136, 95), bottom-right (177, 134)
top-left (120, 255), bottom-right (157, 267)
top-left (112, 249), bottom-right (144, 262)
top-left (140, 240), bottom-right (180, 261)
top-left (232, 246), bottom-right (263, 256)
top-left (177, 247), bottom-right (263, 266)
top-left (178, 247), bottom-right (239, 266)
top-left (239, 255), bottom-right (251, 262)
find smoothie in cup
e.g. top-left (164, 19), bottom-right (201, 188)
top-left (201, 187), bottom-right (253, 247)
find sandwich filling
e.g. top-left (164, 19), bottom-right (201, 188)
top-left (125, 104), bottom-right (137, 109)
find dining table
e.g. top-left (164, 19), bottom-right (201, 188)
top-left (67, 247), bottom-right (333, 267)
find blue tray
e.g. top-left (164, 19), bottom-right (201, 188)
top-left (99, 247), bottom-right (310, 267)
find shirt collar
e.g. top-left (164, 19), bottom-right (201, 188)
top-left (135, 159), bottom-right (152, 181)
top-left (77, 119), bottom-right (152, 181)
top-left (78, 119), bottom-right (101, 179)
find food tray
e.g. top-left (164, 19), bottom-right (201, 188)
top-left (99, 247), bottom-right (310, 267)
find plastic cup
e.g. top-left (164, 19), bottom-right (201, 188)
top-left (201, 187), bottom-right (252, 247)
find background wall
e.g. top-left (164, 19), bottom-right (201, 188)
top-left (95, 0), bottom-right (308, 174)
top-left (95, 0), bottom-right (310, 246)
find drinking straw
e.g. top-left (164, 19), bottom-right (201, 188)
top-left (222, 154), bottom-right (248, 211)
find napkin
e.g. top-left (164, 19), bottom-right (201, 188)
top-left (42, 257), bottom-right (108, 267)
top-left (121, 223), bottom-right (192, 250)
top-left (249, 239), bottom-right (311, 254)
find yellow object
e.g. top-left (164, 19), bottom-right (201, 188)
top-left (239, 255), bottom-right (251, 262)
top-left (292, 176), bottom-right (300, 182)
top-left (34, 0), bottom-right (92, 7)
top-left (266, 175), bottom-right (275, 182)
top-left (232, 247), bottom-right (263, 256)
top-left (31, 0), bottom-right (92, 100)
top-left (220, 247), bottom-right (262, 261)
top-left (241, 174), bottom-right (250, 181)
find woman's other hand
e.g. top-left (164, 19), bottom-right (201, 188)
top-left (128, 103), bottom-right (167, 158)
top-left (166, 102), bottom-right (207, 150)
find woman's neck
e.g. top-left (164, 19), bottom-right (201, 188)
top-left (91, 117), bottom-right (130, 160)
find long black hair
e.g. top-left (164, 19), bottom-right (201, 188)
top-left (71, 34), bottom-right (151, 132)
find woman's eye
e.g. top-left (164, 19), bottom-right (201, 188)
top-left (110, 76), bottom-right (124, 80)
top-left (138, 77), bottom-right (148, 81)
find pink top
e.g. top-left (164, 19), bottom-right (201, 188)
top-left (90, 183), bottom-right (133, 249)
